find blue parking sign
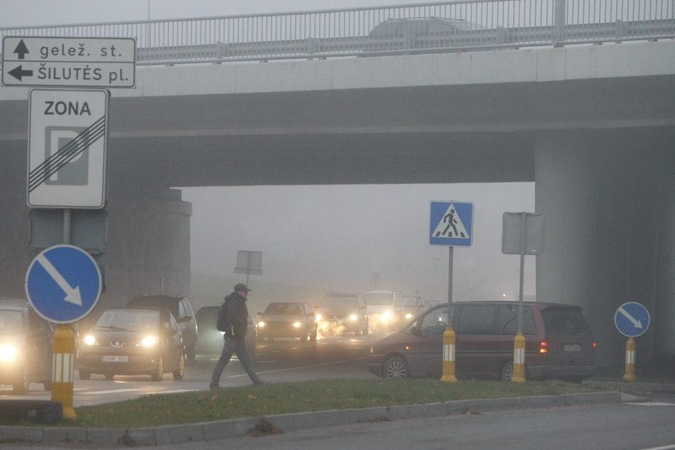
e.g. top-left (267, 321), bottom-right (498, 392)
top-left (25, 245), bottom-right (102, 324)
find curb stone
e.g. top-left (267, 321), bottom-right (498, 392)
top-left (0, 392), bottom-right (622, 447)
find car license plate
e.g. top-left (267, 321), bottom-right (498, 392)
top-left (562, 344), bottom-right (581, 352)
top-left (101, 355), bottom-right (129, 362)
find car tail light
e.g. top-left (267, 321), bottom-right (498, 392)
top-left (592, 342), bottom-right (597, 352)
top-left (539, 341), bottom-right (548, 354)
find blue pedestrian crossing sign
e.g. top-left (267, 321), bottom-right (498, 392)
top-left (430, 201), bottom-right (473, 247)
top-left (25, 244), bottom-right (102, 324)
top-left (614, 302), bottom-right (650, 338)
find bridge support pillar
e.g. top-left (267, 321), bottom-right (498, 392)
top-left (535, 130), bottom-right (675, 372)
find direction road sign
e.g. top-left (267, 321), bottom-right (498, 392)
top-left (430, 201), bottom-right (473, 247)
top-left (2, 36), bottom-right (136, 88)
top-left (28, 88), bottom-right (109, 209)
top-left (25, 245), bottom-right (102, 324)
top-left (614, 302), bottom-right (651, 338)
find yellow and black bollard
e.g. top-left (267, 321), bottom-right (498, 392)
top-left (52, 324), bottom-right (77, 419)
top-left (623, 337), bottom-right (637, 382)
top-left (440, 326), bottom-right (457, 383)
top-left (511, 332), bottom-right (526, 383)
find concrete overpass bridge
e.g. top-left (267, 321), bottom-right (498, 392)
top-left (1, 1), bottom-right (674, 369)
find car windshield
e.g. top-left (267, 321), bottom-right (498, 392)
top-left (264, 303), bottom-right (302, 315)
top-left (95, 310), bottom-right (159, 332)
top-left (319, 296), bottom-right (358, 309)
top-left (0, 310), bottom-right (23, 333)
top-left (364, 293), bottom-right (393, 305)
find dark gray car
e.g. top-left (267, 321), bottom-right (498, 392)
top-left (127, 295), bottom-right (198, 360)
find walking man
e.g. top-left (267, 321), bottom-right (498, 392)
top-left (209, 283), bottom-right (266, 389)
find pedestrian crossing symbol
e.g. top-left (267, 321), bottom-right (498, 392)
top-left (430, 201), bottom-right (473, 247)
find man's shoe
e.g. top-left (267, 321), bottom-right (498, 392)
top-left (254, 381), bottom-right (270, 386)
top-left (209, 385), bottom-right (220, 391)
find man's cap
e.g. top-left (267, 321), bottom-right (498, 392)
top-left (234, 283), bottom-right (251, 292)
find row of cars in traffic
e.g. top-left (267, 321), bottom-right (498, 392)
top-left (0, 295), bottom-right (201, 392)
top-left (1, 290), bottom-right (598, 392)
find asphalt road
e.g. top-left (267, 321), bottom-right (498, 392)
top-left (0, 332), bottom-right (379, 406)
top-left (135, 394), bottom-right (675, 450)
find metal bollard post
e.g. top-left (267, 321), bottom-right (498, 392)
top-left (52, 324), bottom-right (77, 419)
top-left (511, 332), bottom-right (526, 383)
top-left (440, 327), bottom-right (457, 383)
top-left (623, 337), bottom-right (637, 382)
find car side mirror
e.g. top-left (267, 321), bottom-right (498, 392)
top-left (410, 325), bottom-right (421, 336)
top-left (178, 316), bottom-right (192, 323)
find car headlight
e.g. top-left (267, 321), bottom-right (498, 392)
top-left (136, 335), bottom-right (158, 347)
top-left (315, 314), bottom-right (323, 322)
top-left (83, 334), bottom-right (99, 346)
top-left (0, 344), bottom-right (18, 362)
top-left (404, 313), bottom-right (413, 320)
top-left (292, 321), bottom-right (302, 328)
top-left (381, 311), bottom-right (393, 321)
top-left (258, 321), bottom-right (266, 328)
top-left (348, 314), bottom-right (358, 321)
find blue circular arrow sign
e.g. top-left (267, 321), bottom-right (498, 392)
top-left (25, 245), bottom-right (102, 324)
top-left (614, 302), bottom-right (651, 338)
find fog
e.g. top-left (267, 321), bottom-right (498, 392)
top-left (181, 183), bottom-right (536, 302)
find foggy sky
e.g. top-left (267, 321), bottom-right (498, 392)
top-left (2, 1), bottom-right (537, 302)
top-left (1, 0), bottom-right (446, 27)
top-left (181, 184), bottom-right (536, 302)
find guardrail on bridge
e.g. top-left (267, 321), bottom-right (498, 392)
top-left (1, 0), bottom-right (674, 67)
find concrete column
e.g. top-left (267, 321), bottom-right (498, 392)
top-left (535, 131), bottom-right (673, 370)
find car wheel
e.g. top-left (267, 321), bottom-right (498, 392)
top-left (79, 369), bottom-right (91, 381)
top-left (383, 356), bottom-right (411, 380)
top-left (173, 352), bottom-right (185, 380)
top-left (186, 347), bottom-right (196, 361)
top-left (13, 363), bottom-right (30, 394)
top-left (501, 361), bottom-right (515, 381)
top-left (151, 357), bottom-right (164, 381)
top-left (43, 380), bottom-right (52, 391)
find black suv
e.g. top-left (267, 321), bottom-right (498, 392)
top-left (126, 295), bottom-right (198, 360)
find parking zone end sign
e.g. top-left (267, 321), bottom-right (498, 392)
top-left (27, 89), bottom-right (109, 209)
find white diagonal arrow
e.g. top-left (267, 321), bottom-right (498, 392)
top-left (36, 253), bottom-right (82, 306)
top-left (618, 306), bottom-right (643, 329)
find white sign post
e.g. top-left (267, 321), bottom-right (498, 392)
top-left (2, 36), bottom-right (136, 88)
top-left (28, 88), bottom-right (109, 209)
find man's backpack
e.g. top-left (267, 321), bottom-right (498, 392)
top-left (216, 299), bottom-right (231, 332)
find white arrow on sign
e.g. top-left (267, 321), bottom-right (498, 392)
top-left (618, 306), bottom-right (643, 329)
top-left (36, 253), bottom-right (82, 306)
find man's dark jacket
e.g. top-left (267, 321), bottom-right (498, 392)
top-left (223, 292), bottom-right (249, 338)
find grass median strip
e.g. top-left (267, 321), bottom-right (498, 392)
top-left (14, 379), bottom-right (603, 428)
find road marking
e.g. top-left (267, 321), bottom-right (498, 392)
top-left (227, 357), bottom-right (367, 378)
top-left (36, 253), bottom-right (82, 305)
top-left (81, 388), bottom-right (145, 395)
top-left (625, 402), bottom-right (675, 407)
top-left (640, 444), bottom-right (675, 450)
